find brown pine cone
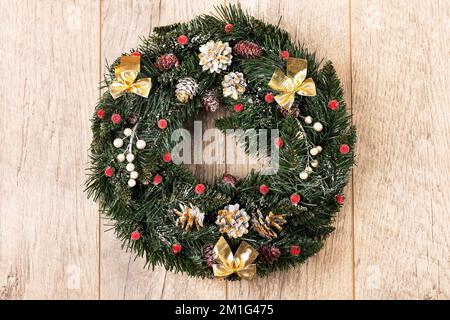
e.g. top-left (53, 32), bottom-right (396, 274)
top-left (259, 244), bottom-right (281, 264)
top-left (126, 113), bottom-right (139, 125)
top-left (201, 90), bottom-right (220, 112)
top-left (154, 53), bottom-right (179, 71)
top-left (202, 244), bottom-right (216, 268)
top-left (233, 40), bottom-right (263, 59)
top-left (280, 106), bottom-right (300, 118)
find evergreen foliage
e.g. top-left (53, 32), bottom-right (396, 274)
top-left (86, 4), bottom-right (356, 279)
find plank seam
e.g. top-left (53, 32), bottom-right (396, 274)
top-left (348, 0), bottom-right (356, 301)
top-left (98, 0), bottom-right (102, 301)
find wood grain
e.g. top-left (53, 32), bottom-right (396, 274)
top-left (0, 0), bottom-right (99, 299)
top-left (1, 0), bottom-right (450, 300)
top-left (225, 0), bottom-right (354, 300)
top-left (352, 0), bottom-right (450, 299)
top-left (100, 0), bottom-right (228, 300)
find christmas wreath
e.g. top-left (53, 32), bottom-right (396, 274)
top-left (86, 5), bottom-right (356, 280)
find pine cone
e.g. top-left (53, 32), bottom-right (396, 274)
top-left (222, 173), bottom-right (237, 187)
top-left (222, 72), bottom-right (247, 100)
top-left (201, 90), bottom-right (220, 112)
top-left (154, 53), bottom-right (179, 71)
top-left (216, 204), bottom-right (250, 239)
top-left (173, 204), bottom-right (205, 231)
top-left (199, 41), bottom-right (233, 73)
top-left (175, 77), bottom-right (199, 103)
top-left (126, 113), bottom-right (139, 125)
top-left (233, 40), bottom-right (263, 59)
top-left (259, 244), bottom-right (281, 264)
top-left (203, 244), bottom-right (216, 268)
top-left (252, 210), bottom-right (286, 239)
top-left (280, 106), bottom-right (300, 118)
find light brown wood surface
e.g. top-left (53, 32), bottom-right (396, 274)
top-left (0, 0), bottom-right (449, 300)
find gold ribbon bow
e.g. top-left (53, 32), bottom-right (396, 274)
top-left (268, 57), bottom-right (316, 110)
top-left (109, 56), bottom-right (152, 100)
top-left (212, 236), bottom-right (259, 280)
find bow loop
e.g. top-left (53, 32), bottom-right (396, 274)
top-left (268, 57), bottom-right (316, 110)
top-left (109, 56), bottom-right (152, 100)
top-left (212, 237), bottom-right (259, 280)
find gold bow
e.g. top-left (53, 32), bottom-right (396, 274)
top-left (109, 56), bottom-right (152, 100)
top-left (268, 57), bottom-right (316, 110)
top-left (212, 236), bottom-right (259, 280)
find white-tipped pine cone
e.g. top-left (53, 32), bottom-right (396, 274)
top-left (222, 72), bottom-right (247, 100)
top-left (201, 90), bottom-right (220, 112)
top-left (216, 204), bottom-right (250, 238)
top-left (173, 203), bottom-right (205, 231)
top-left (175, 77), bottom-right (199, 103)
top-left (198, 40), bottom-right (233, 73)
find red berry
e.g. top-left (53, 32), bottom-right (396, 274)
top-left (233, 103), bottom-right (244, 112)
top-left (329, 100), bottom-right (340, 110)
top-left (97, 109), bottom-right (105, 119)
top-left (157, 119), bottom-right (168, 130)
top-left (222, 173), bottom-right (237, 187)
top-left (265, 93), bottom-right (274, 104)
top-left (153, 174), bottom-right (163, 185)
top-left (131, 51), bottom-right (141, 57)
top-left (177, 35), bottom-right (188, 45)
top-left (130, 231), bottom-right (141, 241)
top-left (275, 137), bottom-right (284, 148)
top-left (336, 194), bottom-right (345, 205)
top-left (173, 243), bottom-right (182, 254)
top-left (280, 50), bottom-right (289, 60)
top-left (339, 144), bottom-right (350, 154)
top-left (290, 193), bottom-right (301, 205)
top-left (163, 152), bottom-right (172, 163)
top-left (104, 166), bottom-right (114, 177)
top-left (290, 245), bottom-right (301, 256)
top-left (224, 23), bottom-right (234, 33)
top-left (259, 184), bottom-right (269, 195)
top-left (111, 113), bottom-right (121, 124)
top-left (194, 183), bottom-right (206, 195)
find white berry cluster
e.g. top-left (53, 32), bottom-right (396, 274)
top-left (299, 116), bottom-right (324, 180)
top-left (113, 124), bottom-right (146, 187)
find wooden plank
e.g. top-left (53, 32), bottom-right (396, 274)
top-left (352, 0), bottom-right (450, 299)
top-left (99, 0), bottom-right (166, 300)
top-left (0, 0), bottom-right (99, 299)
top-left (225, 0), bottom-right (354, 299)
top-left (100, 0), bottom-right (227, 300)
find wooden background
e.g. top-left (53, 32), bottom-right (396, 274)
top-left (0, 0), bottom-right (449, 300)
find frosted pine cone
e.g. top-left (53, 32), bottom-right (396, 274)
top-left (126, 113), bottom-right (139, 125)
top-left (259, 244), bottom-right (281, 264)
top-left (280, 106), bottom-right (300, 118)
top-left (252, 210), bottom-right (286, 239)
top-left (222, 72), bottom-right (247, 100)
top-left (201, 90), bottom-right (220, 112)
top-left (202, 244), bottom-right (216, 268)
top-left (233, 40), bottom-right (263, 59)
top-left (175, 77), bottom-right (199, 103)
top-left (173, 203), bottom-right (205, 231)
top-left (154, 53), bottom-right (179, 70)
top-left (198, 40), bottom-right (233, 73)
top-left (216, 204), bottom-right (250, 238)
